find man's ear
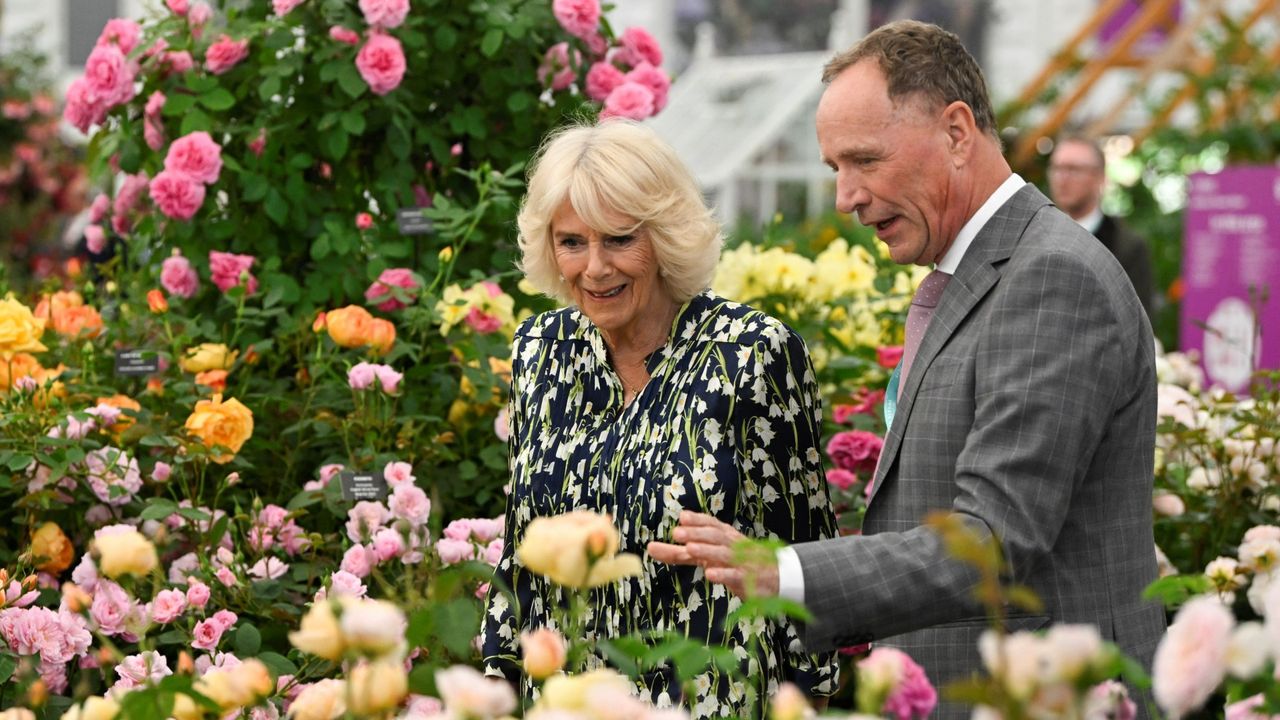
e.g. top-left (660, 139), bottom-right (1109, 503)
top-left (941, 100), bottom-right (978, 166)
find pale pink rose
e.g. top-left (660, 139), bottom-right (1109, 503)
top-left (328, 570), bottom-right (367, 598)
top-left (249, 557), bottom-right (289, 580)
top-left (356, 33), bottom-right (406, 95)
top-left (436, 538), bottom-right (475, 565)
top-left (113, 171), bottom-right (149, 227)
top-left (150, 170), bottom-right (206, 220)
top-left (273, 0), bottom-right (305, 15)
top-left (278, 522), bottom-right (310, 555)
top-left (186, 580), bottom-right (211, 609)
top-left (355, 212), bottom-right (374, 230)
top-left (330, 26), bottom-right (361, 45)
top-left (1085, 680), bottom-right (1137, 720)
top-left (204, 35), bottom-right (249, 75)
top-left (484, 539), bottom-right (504, 566)
top-left (450, 142), bottom-right (463, 157)
top-left (89, 194), bottom-right (110, 223)
top-left (552, 0), bottom-right (600, 40)
top-left (364, 267), bottom-right (418, 311)
top-left (214, 567), bottom-right (238, 587)
top-left (248, 128), bottom-right (267, 156)
top-left (83, 44), bottom-right (136, 108)
top-left (443, 519), bottom-right (472, 541)
top-left (144, 116), bottom-right (166, 151)
top-left (371, 528), bottom-right (406, 562)
top-left (494, 407), bottom-right (510, 442)
top-left (150, 462), bottom-right (172, 483)
top-left (161, 253), bottom-right (200, 298)
top-left (538, 43), bottom-right (580, 91)
top-left (115, 651), bottom-right (172, 688)
top-left (191, 618), bottom-right (225, 650)
top-left (346, 501), bottom-right (390, 542)
top-left (90, 580), bottom-right (132, 636)
top-left (389, 484), bottom-right (431, 525)
top-left (617, 27), bottom-right (663, 68)
top-left (63, 78), bottom-right (108, 133)
top-left (469, 518), bottom-right (503, 543)
top-left (319, 463), bottom-right (345, 486)
top-left (383, 461), bottom-right (415, 488)
top-left (164, 131), bottom-right (222, 184)
top-left (465, 307), bottom-right (502, 334)
top-left (97, 19), bottom-right (142, 54)
top-left (164, 51), bottom-right (195, 74)
top-left (84, 225), bottom-right (107, 254)
top-left (1153, 596), bottom-right (1235, 718)
top-left (585, 61), bottom-right (625, 102)
top-left (359, 0), bottom-right (409, 28)
top-left (188, 2), bottom-right (213, 29)
top-left (86, 447), bottom-right (143, 506)
top-left (1225, 695), bottom-right (1270, 720)
top-left (348, 362), bottom-right (378, 390)
top-left (625, 63), bottom-right (670, 112)
top-left (259, 505), bottom-right (288, 530)
top-left (435, 666), bottom-right (516, 718)
top-left (601, 82), bottom-right (655, 120)
top-left (166, 0), bottom-right (189, 15)
top-left (1245, 525), bottom-right (1280, 544)
top-left (374, 365), bottom-right (403, 393)
top-left (1, 100), bottom-right (29, 119)
top-left (71, 556), bottom-right (99, 594)
top-left (405, 696), bottom-right (444, 717)
top-left (208, 250), bottom-right (257, 294)
top-left (149, 589), bottom-right (186, 623)
top-left (341, 544), bottom-right (375, 578)
top-left (1154, 492), bottom-right (1186, 516)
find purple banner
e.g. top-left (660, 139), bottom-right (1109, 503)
top-left (1099, 0), bottom-right (1181, 57)
top-left (1182, 167), bottom-right (1280, 392)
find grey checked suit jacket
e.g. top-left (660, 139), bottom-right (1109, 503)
top-left (793, 185), bottom-right (1166, 714)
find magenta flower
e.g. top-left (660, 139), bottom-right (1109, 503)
top-left (585, 61), bottom-right (625, 103)
top-left (149, 170), bottom-right (206, 221)
top-left (83, 44), bottom-right (136, 109)
top-left (96, 18), bottom-right (142, 54)
top-left (204, 35), bottom-right (249, 75)
top-left (826, 430), bottom-right (883, 475)
top-left (113, 172), bottom-right (150, 233)
top-left (364, 267), bottom-right (418, 311)
top-left (85, 225), bottom-right (107, 254)
top-left (273, 0), bottom-right (305, 15)
top-left (359, 0), bottom-right (410, 29)
top-left (601, 82), bottom-right (655, 121)
top-left (625, 63), bottom-right (670, 112)
top-left (165, 0), bottom-right (189, 15)
top-left (826, 468), bottom-right (858, 491)
top-left (164, 50), bottom-right (195, 74)
top-left (355, 212), bottom-right (374, 230)
top-left (330, 26), bottom-right (361, 45)
top-left (208, 250), bottom-right (258, 294)
top-left (355, 33), bottom-right (406, 95)
top-left (537, 43), bottom-right (581, 91)
top-left (617, 27), bottom-right (663, 68)
top-left (161, 253), bottom-right (200, 298)
top-left (185, 580), bottom-right (211, 609)
top-left (552, 0), bottom-right (600, 40)
top-left (465, 307), bottom-right (502, 334)
top-left (164, 131), bottom-right (223, 185)
top-left (188, 2), bottom-right (213, 29)
top-left (191, 618), bottom-right (225, 650)
top-left (248, 128), bottom-right (268, 156)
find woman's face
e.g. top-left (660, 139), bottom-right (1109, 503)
top-left (551, 199), bottom-right (673, 337)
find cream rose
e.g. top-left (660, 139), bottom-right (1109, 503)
top-left (515, 510), bottom-right (643, 588)
top-left (60, 696), bottom-right (119, 720)
top-left (338, 597), bottom-right (406, 658)
top-left (287, 679), bottom-right (345, 720)
top-left (289, 601), bottom-right (346, 661)
top-left (347, 660), bottom-right (408, 715)
top-left (93, 528), bottom-right (158, 579)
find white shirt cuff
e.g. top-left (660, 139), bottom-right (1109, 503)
top-left (776, 546), bottom-right (805, 604)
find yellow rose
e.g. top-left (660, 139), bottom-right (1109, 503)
top-left (325, 305), bottom-right (374, 348)
top-left (770, 683), bottom-right (813, 720)
top-left (287, 679), bottom-right (345, 720)
top-left (516, 511), bottom-right (643, 588)
top-left (289, 601), bottom-right (346, 661)
top-left (60, 696), bottom-right (119, 720)
top-left (179, 343), bottom-right (238, 373)
top-left (184, 394), bottom-right (253, 463)
top-left (30, 522), bottom-right (75, 575)
top-left (194, 659), bottom-right (272, 710)
top-left (347, 660), bottom-right (408, 715)
top-left (0, 297), bottom-right (47, 359)
top-left (538, 669), bottom-right (633, 712)
top-left (520, 628), bottom-right (567, 680)
top-left (169, 695), bottom-right (201, 720)
top-left (93, 528), bottom-right (158, 579)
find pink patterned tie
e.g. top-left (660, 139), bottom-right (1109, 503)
top-left (898, 270), bottom-right (951, 399)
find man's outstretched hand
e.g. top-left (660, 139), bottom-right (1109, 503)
top-left (646, 511), bottom-right (779, 598)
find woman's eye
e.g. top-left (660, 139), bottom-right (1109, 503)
top-left (557, 236), bottom-right (582, 248)
top-left (606, 234), bottom-right (634, 246)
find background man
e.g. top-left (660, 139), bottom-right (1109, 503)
top-left (1048, 135), bottom-right (1156, 322)
top-left (650, 20), bottom-right (1165, 716)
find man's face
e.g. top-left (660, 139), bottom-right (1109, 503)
top-left (1047, 140), bottom-right (1104, 219)
top-left (816, 60), bottom-right (965, 267)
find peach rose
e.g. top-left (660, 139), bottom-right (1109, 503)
top-left (289, 601), bottom-right (346, 660)
top-left (33, 290), bottom-right (83, 320)
top-left (520, 628), bottom-right (567, 680)
top-left (347, 660), bottom-right (408, 715)
top-left (51, 305), bottom-right (104, 339)
top-left (0, 352), bottom-right (43, 390)
top-left (184, 394), bottom-right (253, 463)
top-left (147, 289), bottom-right (169, 313)
top-left (325, 305), bottom-right (374, 348)
top-left (367, 318), bottom-right (396, 355)
top-left (195, 369), bottom-right (228, 392)
top-left (30, 522), bottom-right (75, 574)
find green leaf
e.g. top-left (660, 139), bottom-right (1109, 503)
top-left (257, 651), bottom-right (298, 677)
top-left (265, 188), bottom-right (289, 226)
top-left (6, 453), bottom-right (33, 471)
top-left (406, 606), bottom-right (435, 648)
top-left (258, 75), bottom-right (282, 102)
top-left (235, 623), bottom-right (262, 656)
top-left (185, 75), bottom-right (219, 93)
top-left (480, 28), bottom-right (504, 57)
top-left (506, 92), bottom-right (531, 112)
top-left (408, 663), bottom-right (437, 696)
top-left (436, 599), bottom-right (480, 657)
top-left (0, 652), bottom-right (17, 683)
top-left (324, 130), bottom-right (349, 160)
top-left (162, 93), bottom-right (197, 116)
top-left (140, 498), bottom-right (180, 521)
top-left (337, 63), bottom-right (367, 98)
top-left (199, 88), bottom-right (236, 111)
top-left (341, 111), bottom-right (366, 136)
top-left (154, 629), bottom-right (188, 645)
top-left (433, 25), bottom-right (458, 51)
top-left (311, 234), bottom-right (332, 260)
top-left (243, 174), bottom-right (270, 202)
top-left (1142, 574), bottom-right (1212, 609)
top-left (180, 109), bottom-right (212, 135)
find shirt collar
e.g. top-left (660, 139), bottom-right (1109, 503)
top-left (1075, 206), bottom-right (1104, 234)
top-left (936, 173), bottom-right (1026, 274)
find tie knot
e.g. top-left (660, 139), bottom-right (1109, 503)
top-left (911, 270), bottom-right (951, 309)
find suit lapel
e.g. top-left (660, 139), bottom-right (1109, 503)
top-left (869, 184), bottom-right (1052, 503)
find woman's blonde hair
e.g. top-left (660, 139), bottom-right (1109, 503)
top-left (516, 120), bottom-right (723, 304)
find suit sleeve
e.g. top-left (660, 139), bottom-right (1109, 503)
top-left (791, 249), bottom-right (1128, 650)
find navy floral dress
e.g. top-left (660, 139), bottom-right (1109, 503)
top-left (481, 291), bottom-right (839, 718)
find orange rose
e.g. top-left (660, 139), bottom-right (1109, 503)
top-left (51, 305), bottom-right (104, 339)
top-left (147, 289), bottom-right (169, 314)
top-left (33, 290), bottom-right (83, 321)
top-left (312, 311), bottom-right (327, 333)
top-left (30, 522), bottom-right (75, 574)
top-left (96, 394), bottom-right (142, 435)
top-left (0, 352), bottom-right (43, 391)
top-left (146, 377), bottom-right (165, 396)
top-left (184, 394), bottom-right (254, 463)
top-left (367, 318), bottom-right (396, 355)
top-left (325, 305), bottom-right (374, 348)
top-left (195, 369), bottom-right (228, 392)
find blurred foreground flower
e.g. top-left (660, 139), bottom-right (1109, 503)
top-left (516, 510), bottom-right (642, 588)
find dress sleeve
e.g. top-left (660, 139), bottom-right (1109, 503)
top-left (740, 323), bottom-right (841, 697)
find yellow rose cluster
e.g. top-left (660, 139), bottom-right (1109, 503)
top-left (288, 597), bottom-right (409, 716)
top-left (714, 239), bottom-right (892, 306)
top-left (321, 305), bottom-right (396, 355)
top-left (515, 511), bottom-right (643, 588)
top-left (184, 394), bottom-right (254, 463)
top-left (435, 281), bottom-right (517, 337)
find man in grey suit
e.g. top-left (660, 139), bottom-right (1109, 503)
top-left (649, 20), bottom-right (1165, 713)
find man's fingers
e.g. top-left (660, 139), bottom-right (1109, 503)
top-left (706, 567), bottom-right (748, 597)
top-left (646, 541), bottom-right (696, 565)
top-left (672, 526), bottom-right (738, 545)
top-left (680, 511), bottom-right (728, 528)
top-left (685, 542), bottom-right (736, 568)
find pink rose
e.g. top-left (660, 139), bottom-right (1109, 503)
top-left (330, 26), bottom-right (361, 45)
top-left (484, 539), bottom-right (504, 565)
top-left (273, 0), bottom-right (305, 15)
top-left (826, 430), bottom-right (883, 475)
top-left (248, 128), bottom-right (267, 156)
top-left (443, 519), bottom-right (472, 541)
top-left (388, 484), bottom-right (431, 525)
top-left (537, 43), bottom-right (580, 91)
top-left (340, 545), bottom-right (375, 578)
top-left (469, 518), bottom-right (503, 543)
top-left (151, 462), bottom-right (172, 483)
top-left (249, 557), bottom-right (289, 580)
top-left (356, 212), bottom-right (374, 230)
top-left (188, 2), bottom-right (213, 29)
top-left (359, 0), bottom-right (409, 29)
top-left (328, 570), bottom-right (367, 599)
top-left (214, 566), bottom-right (238, 587)
top-left (494, 407), bottom-right (510, 442)
top-left (465, 307), bottom-right (502, 334)
top-left (346, 501), bottom-right (390, 543)
top-left (383, 461), bottom-right (414, 488)
top-left (450, 143), bottom-right (463, 157)
top-left (164, 131), bottom-right (222, 184)
top-left (877, 345), bottom-right (904, 368)
top-left (150, 589), bottom-right (187, 623)
top-left (348, 362), bottom-right (377, 390)
top-left (63, 78), bottom-right (107, 133)
top-left (83, 44), bottom-right (136, 108)
top-left (191, 618), bottom-right (225, 650)
top-left (355, 33), bottom-right (406, 96)
top-left (96, 19), bottom-right (141, 54)
top-left (144, 116), bottom-right (166, 151)
top-left (617, 27), bottom-right (663, 68)
top-left (164, 51), bottom-right (195, 74)
top-left (371, 528), bottom-right (406, 562)
top-left (625, 63), bottom-right (670, 112)
top-left (436, 538), bottom-right (475, 565)
top-left (185, 580), bottom-right (211, 609)
top-left (826, 468), bottom-right (858, 491)
top-left (870, 648), bottom-right (936, 720)
top-left (600, 82), bottom-right (655, 121)
top-left (166, 0), bottom-right (189, 15)
top-left (85, 225), bottom-right (107, 254)
top-left (1086, 681), bottom-right (1137, 720)
top-left (364, 267), bottom-right (418, 311)
top-left (204, 35), bottom-right (249, 75)
top-left (585, 61), bottom-right (625, 103)
top-left (90, 582), bottom-right (132, 636)
top-left (552, 0), bottom-right (600, 40)
top-left (1152, 596), bottom-right (1234, 718)
top-left (161, 253), bottom-right (200, 298)
top-left (374, 365), bottom-right (403, 393)
top-left (208, 250), bottom-right (257, 294)
top-left (149, 170), bottom-right (206, 220)
top-left (1225, 695), bottom-right (1269, 720)
top-left (113, 171), bottom-right (149, 230)
top-left (89, 194), bottom-right (110, 223)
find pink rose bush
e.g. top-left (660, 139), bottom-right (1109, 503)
top-left (204, 34), bottom-right (249, 75)
top-left (356, 33), bottom-right (407, 96)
